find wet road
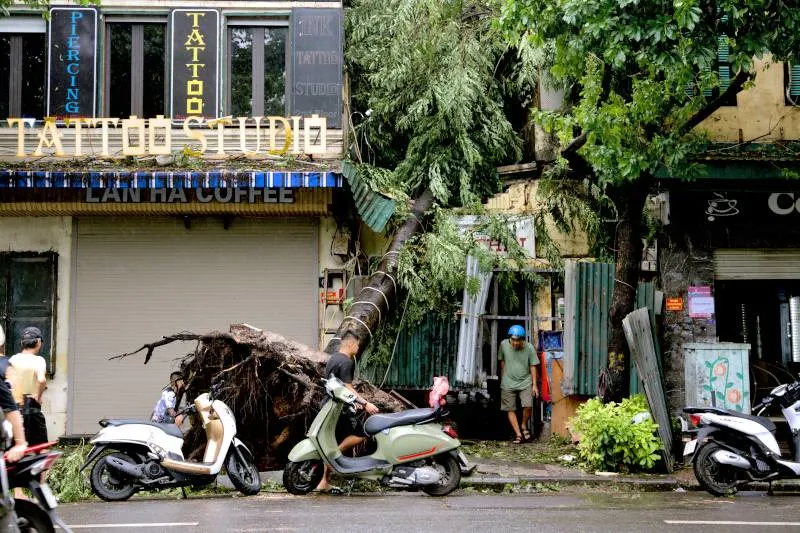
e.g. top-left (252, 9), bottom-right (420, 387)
top-left (55, 489), bottom-right (800, 532)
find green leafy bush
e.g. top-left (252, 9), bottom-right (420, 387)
top-left (47, 443), bottom-right (94, 503)
top-left (569, 395), bottom-right (663, 472)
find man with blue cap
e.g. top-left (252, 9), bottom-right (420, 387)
top-left (499, 325), bottom-right (539, 443)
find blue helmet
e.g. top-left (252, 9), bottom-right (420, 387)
top-left (508, 325), bottom-right (525, 339)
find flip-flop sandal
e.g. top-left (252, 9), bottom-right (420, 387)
top-left (317, 486), bottom-right (346, 495)
top-left (512, 435), bottom-right (523, 444)
top-left (522, 430), bottom-right (532, 442)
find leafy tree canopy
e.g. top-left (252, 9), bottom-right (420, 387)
top-left (347, 0), bottom-right (538, 206)
top-left (499, 0), bottom-right (800, 185)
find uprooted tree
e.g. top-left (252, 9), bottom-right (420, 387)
top-left (113, 324), bottom-right (408, 469)
top-left (499, 0), bottom-right (800, 401)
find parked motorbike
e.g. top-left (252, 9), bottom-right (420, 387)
top-left (283, 376), bottom-right (464, 496)
top-left (6, 442), bottom-right (73, 533)
top-left (683, 380), bottom-right (800, 496)
top-left (80, 380), bottom-right (261, 501)
top-left (0, 421), bottom-right (72, 533)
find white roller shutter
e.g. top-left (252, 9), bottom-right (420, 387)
top-left (68, 217), bottom-right (318, 434)
top-left (714, 249), bottom-right (800, 280)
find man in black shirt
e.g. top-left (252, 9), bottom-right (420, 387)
top-left (317, 333), bottom-right (379, 492)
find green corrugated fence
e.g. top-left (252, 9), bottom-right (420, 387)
top-left (360, 313), bottom-right (460, 389)
top-left (572, 262), bottom-right (663, 396)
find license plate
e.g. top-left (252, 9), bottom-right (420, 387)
top-left (36, 483), bottom-right (58, 510)
top-left (683, 439), bottom-right (697, 456)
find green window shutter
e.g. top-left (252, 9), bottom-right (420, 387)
top-left (790, 64), bottom-right (800, 98)
top-left (718, 35), bottom-right (731, 91)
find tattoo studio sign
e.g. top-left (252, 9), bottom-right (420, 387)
top-left (170, 9), bottom-right (219, 119)
top-left (4, 115), bottom-right (328, 158)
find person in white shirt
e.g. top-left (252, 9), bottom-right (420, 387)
top-left (9, 326), bottom-right (48, 446)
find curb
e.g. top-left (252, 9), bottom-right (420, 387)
top-left (461, 475), bottom-right (683, 492)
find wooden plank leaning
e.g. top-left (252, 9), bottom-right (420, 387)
top-left (623, 307), bottom-right (675, 473)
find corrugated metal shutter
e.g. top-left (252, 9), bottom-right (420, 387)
top-left (714, 249), bottom-right (800, 280)
top-left (68, 217), bottom-right (318, 434)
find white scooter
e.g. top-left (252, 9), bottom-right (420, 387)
top-left (80, 380), bottom-right (261, 500)
top-left (683, 380), bottom-right (800, 496)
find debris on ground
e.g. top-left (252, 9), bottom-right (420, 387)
top-left (113, 323), bottom-right (405, 470)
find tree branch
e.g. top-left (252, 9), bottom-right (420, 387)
top-left (681, 70), bottom-right (753, 135)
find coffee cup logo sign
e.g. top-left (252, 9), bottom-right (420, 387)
top-left (5, 115), bottom-right (327, 158)
top-left (705, 193), bottom-right (740, 221)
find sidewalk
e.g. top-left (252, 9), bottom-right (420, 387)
top-left (461, 455), bottom-right (689, 492)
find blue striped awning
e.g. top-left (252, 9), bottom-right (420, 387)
top-left (0, 170), bottom-right (343, 189)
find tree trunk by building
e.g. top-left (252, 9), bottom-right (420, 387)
top-left (324, 188), bottom-right (435, 355)
top-left (602, 177), bottom-right (650, 402)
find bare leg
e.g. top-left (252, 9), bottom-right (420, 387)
top-left (521, 407), bottom-right (532, 439)
top-left (506, 411), bottom-right (522, 439)
top-left (316, 435), bottom-right (366, 491)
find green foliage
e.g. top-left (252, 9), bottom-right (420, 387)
top-left (569, 395), bottom-right (663, 472)
top-left (499, 0), bottom-right (800, 188)
top-left (346, 0), bottom-right (539, 205)
top-left (46, 444), bottom-right (93, 503)
top-left (395, 209), bottom-right (542, 324)
top-left (1, 1), bottom-right (100, 17)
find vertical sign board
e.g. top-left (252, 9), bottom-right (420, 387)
top-left (47, 7), bottom-right (98, 119)
top-left (170, 9), bottom-right (219, 120)
top-left (291, 8), bottom-right (343, 128)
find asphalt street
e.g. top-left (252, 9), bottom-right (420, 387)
top-left (53, 489), bottom-right (800, 533)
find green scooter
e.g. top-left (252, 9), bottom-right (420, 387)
top-left (283, 377), bottom-right (463, 496)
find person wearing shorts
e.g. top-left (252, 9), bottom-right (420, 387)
top-left (499, 325), bottom-right (539, 443)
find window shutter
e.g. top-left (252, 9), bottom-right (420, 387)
top-left (789, 64), bottom-right (800, 99)
top-left (717, 35), bottom-right (731, 91)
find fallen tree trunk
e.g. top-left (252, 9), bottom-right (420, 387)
top-left (324, 188), bottom-right (435, 355)
top-left (113, 324), bottom-right (406, 470)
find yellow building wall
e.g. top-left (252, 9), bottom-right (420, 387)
top-left (699, 58), bottom-right (800, 142)
top-left (484, 181), bottom-right (591, 258)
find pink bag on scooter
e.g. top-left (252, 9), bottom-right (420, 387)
top-left (429, 376), bottom-right (450, 408)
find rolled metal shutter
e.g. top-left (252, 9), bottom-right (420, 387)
top-left (714, 249), bottom-right (800, 280)
top-left (68, 216), bottom-right (318, 434)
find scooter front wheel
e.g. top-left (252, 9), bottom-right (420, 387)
top-left (225, 451), bottom-right (262, 495)
top-left (282, 460), bottom-right (324, 495)
top-left (422, 454), bottom-right (461, 497)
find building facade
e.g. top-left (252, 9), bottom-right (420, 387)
top-left (659, 57), bottom-right (800, 413)
top-left (0, 1), bottom-right (350, 436)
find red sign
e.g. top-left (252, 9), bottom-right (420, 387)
top-left (666, 297), bottom-right (684, 312)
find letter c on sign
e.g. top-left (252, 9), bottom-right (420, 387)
top-left (768, 193), bottom-right (797, 215)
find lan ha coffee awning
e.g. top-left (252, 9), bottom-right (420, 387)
top-left (0, 169), bottom-right (343, 216)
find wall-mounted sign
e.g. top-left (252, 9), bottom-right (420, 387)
top-left (291, 8), bottom-right (343, 128)
top-left (47, 7), bottom-right (98, 119)
top-left (4, 114), bottom-right (328, 158)
top-left (688, 286), bottom-right (714, 318)
top-left (455, 215), bottom-right (536, 258)
top-left (666, 297), bottom-right (684, 312)
top-left (170, 9), bottom-right (219, 120)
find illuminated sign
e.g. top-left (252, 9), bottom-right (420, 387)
top-left (47, 7), bottom-right (98, 119)
top-left (170, 9), bottom-right (219, 119)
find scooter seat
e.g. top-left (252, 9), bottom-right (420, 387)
top-left (100, 419), bottom-right (184, 439)
top-left (722, 411), bottom-right (777, 434)
top-left (364, 408), bottom-right (439, 435)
